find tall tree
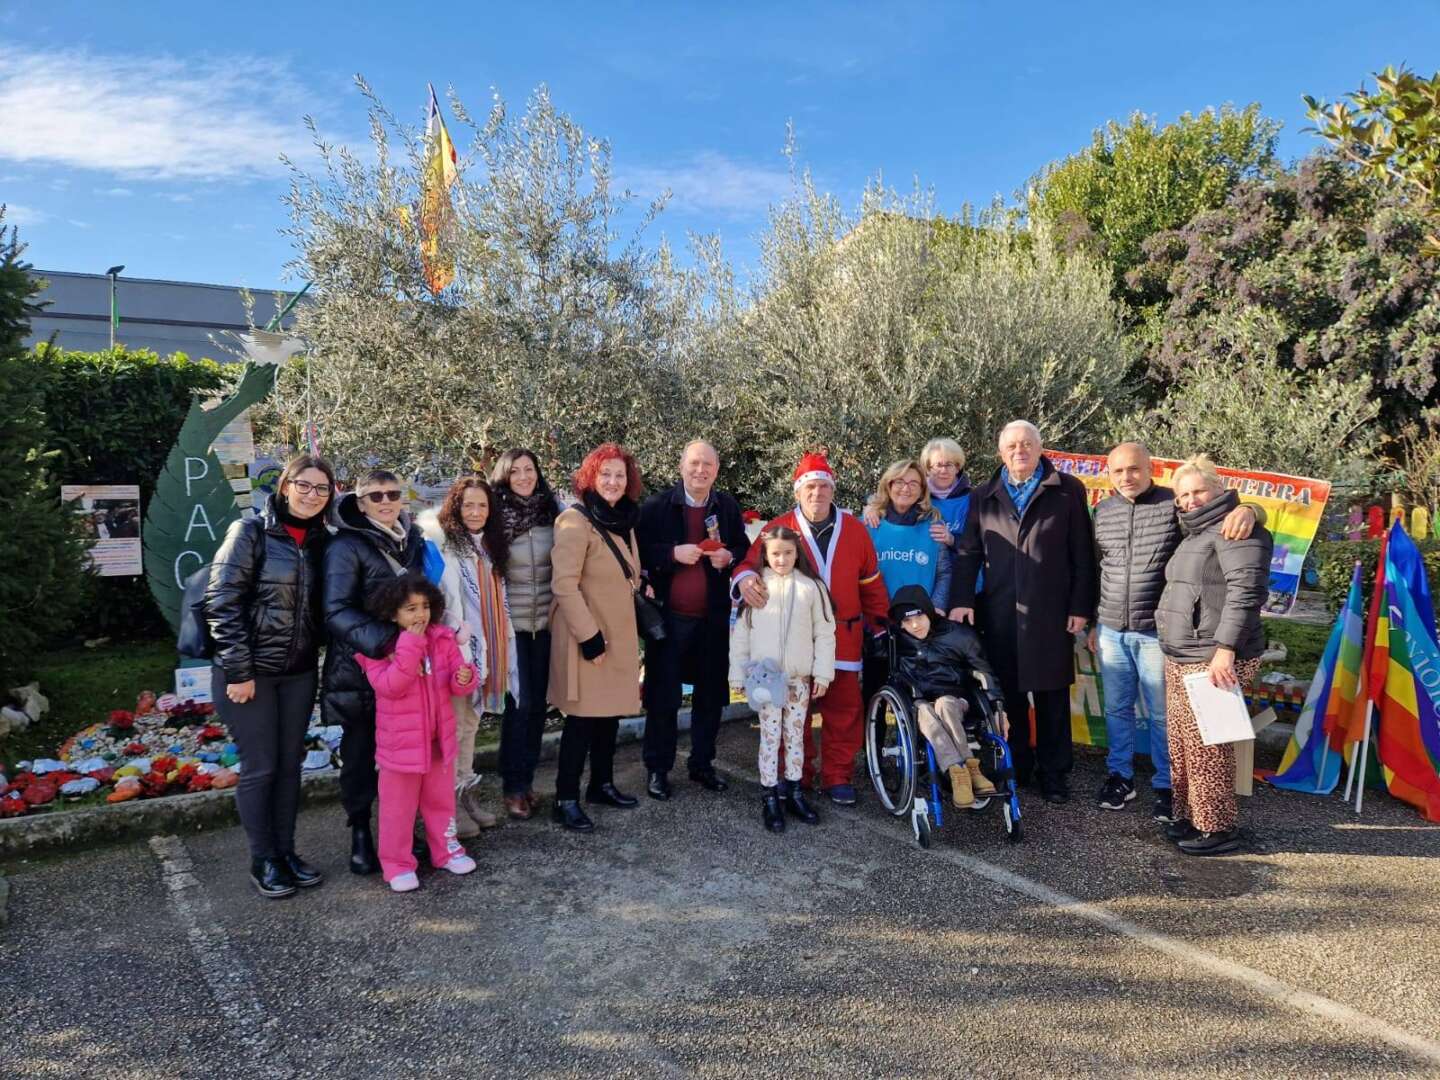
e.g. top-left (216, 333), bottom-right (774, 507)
top-left (1028, 104), bottom-right (1281, 317)
top-left (0, 210), bottom-right (88, 686)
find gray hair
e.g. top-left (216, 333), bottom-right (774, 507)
top-left (997, 420), bottom-right (1043, 448)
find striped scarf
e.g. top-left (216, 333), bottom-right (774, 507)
top-left (457, 537), bottom-right (511, 714)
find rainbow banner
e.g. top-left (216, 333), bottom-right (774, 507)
top-left (1049, 451), bottom-right (1331, 617)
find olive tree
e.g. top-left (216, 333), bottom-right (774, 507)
top-left (272, 79), bottom-right (707, 487)
top-left (697, 173), bottom-right (1135, 510)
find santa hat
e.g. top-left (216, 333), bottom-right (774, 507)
top-left (793, 452), bottom-right (835, 491)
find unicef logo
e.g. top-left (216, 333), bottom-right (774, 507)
top-left (916, 551), bottom-right (929, 566)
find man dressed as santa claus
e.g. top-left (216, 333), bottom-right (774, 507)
top-left (733, 453), bottom-right (891, 804)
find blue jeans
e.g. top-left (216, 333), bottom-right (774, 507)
top-left (1097, 626), bottom-right (1170, 790)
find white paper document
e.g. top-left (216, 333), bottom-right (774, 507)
top-left (1182, 673), bottom-right (1255, 746)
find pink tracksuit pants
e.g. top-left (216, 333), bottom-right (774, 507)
top-left (377, 756), bottom-right (463, 881)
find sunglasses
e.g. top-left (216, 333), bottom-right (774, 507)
top-left (363, 490), bottom-right (403, 504)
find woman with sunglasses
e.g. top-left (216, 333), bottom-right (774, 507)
top-left (321, 469), bottom-right (429, 875)
top-left (206, 454), bottom-right (335, 898)
top-left (864, 458), bottom-right (952, 609)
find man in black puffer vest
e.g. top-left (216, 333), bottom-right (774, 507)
top-left (1090, 443), bottom-right (1260, 821)
top-left (321, 469), bottom-right (427, 874)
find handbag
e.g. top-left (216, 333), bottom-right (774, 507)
top-left (176, 564), bottom-right (216, 660)
top-left (579, 509), bottom-right (667, 643)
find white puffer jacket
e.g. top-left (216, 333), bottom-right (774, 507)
top-left (729, 568), bottom-right (836, 685)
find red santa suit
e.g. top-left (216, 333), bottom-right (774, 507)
top-left (732, 458), bottom-right (890, 790)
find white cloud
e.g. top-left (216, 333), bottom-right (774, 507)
top-left (0, 46), bottom-right (318, 181)
top-left (96, 186), bottom-right (133, 197)
top-left (2, 203), bottom-right (48, 226)
top-left (67, 219), bottom-right (91, 229)
top-left (163, 193), bottom-right (193, 203)
top-left (621, 151), bottom-right (794, 219)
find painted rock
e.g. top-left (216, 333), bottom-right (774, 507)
top-left (210, 768), bottom-right (239, 790)
top-left (60, 777), bottom-right (100, 797)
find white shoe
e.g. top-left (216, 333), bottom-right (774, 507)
top-left (441, 854), bottom-right (476, 875)
top-left (388, 872), bottom-right (420, 893)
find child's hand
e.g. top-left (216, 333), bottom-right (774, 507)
top-left (812, 679), bottom-right (829, 698)
top-left (455, 664), bottom-right (474, 687)
top-left (404, 621), bottom-right (427, 637)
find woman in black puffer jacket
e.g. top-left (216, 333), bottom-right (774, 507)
top-left (1154, 454), bottom-right (1272, 858)
top-left (320, 469), bottom-right (428, 874)
top-left (206, 454), bottom-right (335, 899)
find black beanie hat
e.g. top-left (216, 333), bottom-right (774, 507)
top-left (888, 584), bottom-right (937, 624)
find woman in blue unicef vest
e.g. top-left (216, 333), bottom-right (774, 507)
top-left (865, 459), bottom-right (951, 609)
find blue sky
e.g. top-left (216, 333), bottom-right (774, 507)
top-left (2, 1), bottom-right (1436, 291)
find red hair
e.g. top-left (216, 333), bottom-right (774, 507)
top-left (572, 442), bottom-right (643, 501)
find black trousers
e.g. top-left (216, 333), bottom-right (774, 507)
top-left (554, 715), bottom-right (619, 800)
top-left (1000, 685), bottom-right (1073, 792)
top-left (642, 609), bottom-right (729, 775)
top-left (499, 629), bottom-right (552, 795)
top-left (339, 711), bottom-right (378, 827)
top-left (213, 666), bottom-right (318, 860)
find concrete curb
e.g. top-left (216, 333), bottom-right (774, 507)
top-left (0, 704), bottom-right (755, 862)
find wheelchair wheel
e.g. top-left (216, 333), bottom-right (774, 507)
top-left (1003, 797), bottom-right (1023, 843)
top-left (866, 685), bottom-right (919, 817)
top-left (912, 799), bottom-right (933, 849)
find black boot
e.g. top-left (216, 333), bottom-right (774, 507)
top-left (783, 780), bottom-right (819, 825)
top-left (281, 852), bottom-right (324, 888)
top-left (647, 771), bottom-right (672, 801)
top-left (586, 782), bottom-right (639, 809)
top-left (762, 786), bottom-right (786, 833)
top-left (552, 798), bottom-right (595, 833)
top-left (349, 822), bottom-right (379, 875)
top-left (250, 858), bottom-right (297, 899)
top-left (689, 767), bottom-right (729, 792)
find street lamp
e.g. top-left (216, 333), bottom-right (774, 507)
top-left (105, 264), bottom-right (124, 349)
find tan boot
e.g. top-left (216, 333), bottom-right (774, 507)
top-left (457, 781), bottom-right (499, 832)
top-left (966, 758), bottom-right (997, 797)
top-left (949, 764), bottom-right (974, 809)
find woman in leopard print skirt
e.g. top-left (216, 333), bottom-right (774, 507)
top-left (1153, 455), bottom-right (1273, 857)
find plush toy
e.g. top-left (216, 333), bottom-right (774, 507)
top-left (742, 658), bottom-right (789, 712)
top-left (135, 690), bottom-right (157, 716)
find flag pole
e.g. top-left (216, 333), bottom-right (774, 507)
top-left (1353, 704), bottom-right (1374, 814)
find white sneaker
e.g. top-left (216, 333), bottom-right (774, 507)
top-left (388, 872), bottom-right (420, 893)
top-left (441, 854), bottom-right (476, 875)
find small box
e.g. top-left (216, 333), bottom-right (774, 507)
top-left (1234, 707), bottom-right (1279, 796)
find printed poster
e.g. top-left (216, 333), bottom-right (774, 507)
top-left (62, 484), bottom-right (143, 576)
top-left (1049, 450), bottom-right (1331, 616)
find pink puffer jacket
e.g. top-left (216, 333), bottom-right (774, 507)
top-left (357, 625), bottom-right (473, 774)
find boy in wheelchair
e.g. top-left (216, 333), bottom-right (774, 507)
top-left (888, 585), bottom-right (1008, 808)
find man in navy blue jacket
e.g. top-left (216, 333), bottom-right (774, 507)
top-left (636, 441), bottom-right (750, 801)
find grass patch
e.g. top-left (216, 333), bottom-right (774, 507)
top-left (4, 639), bottom-right (177, 765)
top-left (1262, 619), bottom-right (1331, 680)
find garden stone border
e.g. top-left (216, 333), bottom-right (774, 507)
top-left (0, 708), bottom-right (1294, 863)
top-left (0, 704), bottom-right (756, 861)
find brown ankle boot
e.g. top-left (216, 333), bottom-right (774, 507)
top-left (949, 764), bottom-right (975, 808)
top-left (966, 758), bottom-right (997, 796)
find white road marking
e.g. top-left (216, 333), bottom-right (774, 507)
top-left (149, 835), bottom-right (296, 1080)
top-left (725, 765), bottom-right (1440, 1069)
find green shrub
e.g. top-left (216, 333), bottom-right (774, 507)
top-left (1311, 537), bottom-right (1440, 612)
top-left (24, 344), bottom-right (231, 640)
top-left (0, 218), bottom-right (90, 688)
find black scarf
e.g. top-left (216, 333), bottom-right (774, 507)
top-left (582, 490), bottom-right (638, 535)
top-left (496, 486), bottom-right (558, 540)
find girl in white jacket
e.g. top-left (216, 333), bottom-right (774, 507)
top-left (729, 526), bottom-right (836, 832)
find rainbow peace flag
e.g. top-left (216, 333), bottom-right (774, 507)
top-left (1375, 523), bottom-right (1440, 822)
top-left (1271, 563), bottom-right (1365, 793)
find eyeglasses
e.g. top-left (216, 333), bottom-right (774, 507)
top-left (927, 461), bottom-right (958, 472)
top-left (289, 480), bottom-right (331, 497)
top-left (889, 478), bottom-right (921, 490)
top-left (363, 490), bottom-right (403, 504)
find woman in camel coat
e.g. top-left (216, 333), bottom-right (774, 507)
top-left (548, 442), bottom-right (646, 832)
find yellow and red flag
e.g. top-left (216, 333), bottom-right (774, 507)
top-left (420, 83), bottom-right (459, 294)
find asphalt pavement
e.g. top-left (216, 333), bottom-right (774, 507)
top-left (4, 730), bottom-right (1440, 1079)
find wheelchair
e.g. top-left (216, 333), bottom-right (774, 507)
top-left (862, 631), bottom-right (1023, 847)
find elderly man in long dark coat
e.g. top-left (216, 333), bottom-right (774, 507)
top-left (951, 420), bottom-right (1097, 804)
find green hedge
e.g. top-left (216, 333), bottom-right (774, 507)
top-left (1311, 537), bottom-right (1440, 613)
top-left (25, 345), bottom-right (232, 641)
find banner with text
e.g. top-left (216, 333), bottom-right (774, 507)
top-left (1049, 451), bottom-right (1331, 616)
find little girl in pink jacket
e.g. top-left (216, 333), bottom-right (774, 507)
top-left (358, 574), bottom-right (479, 892)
